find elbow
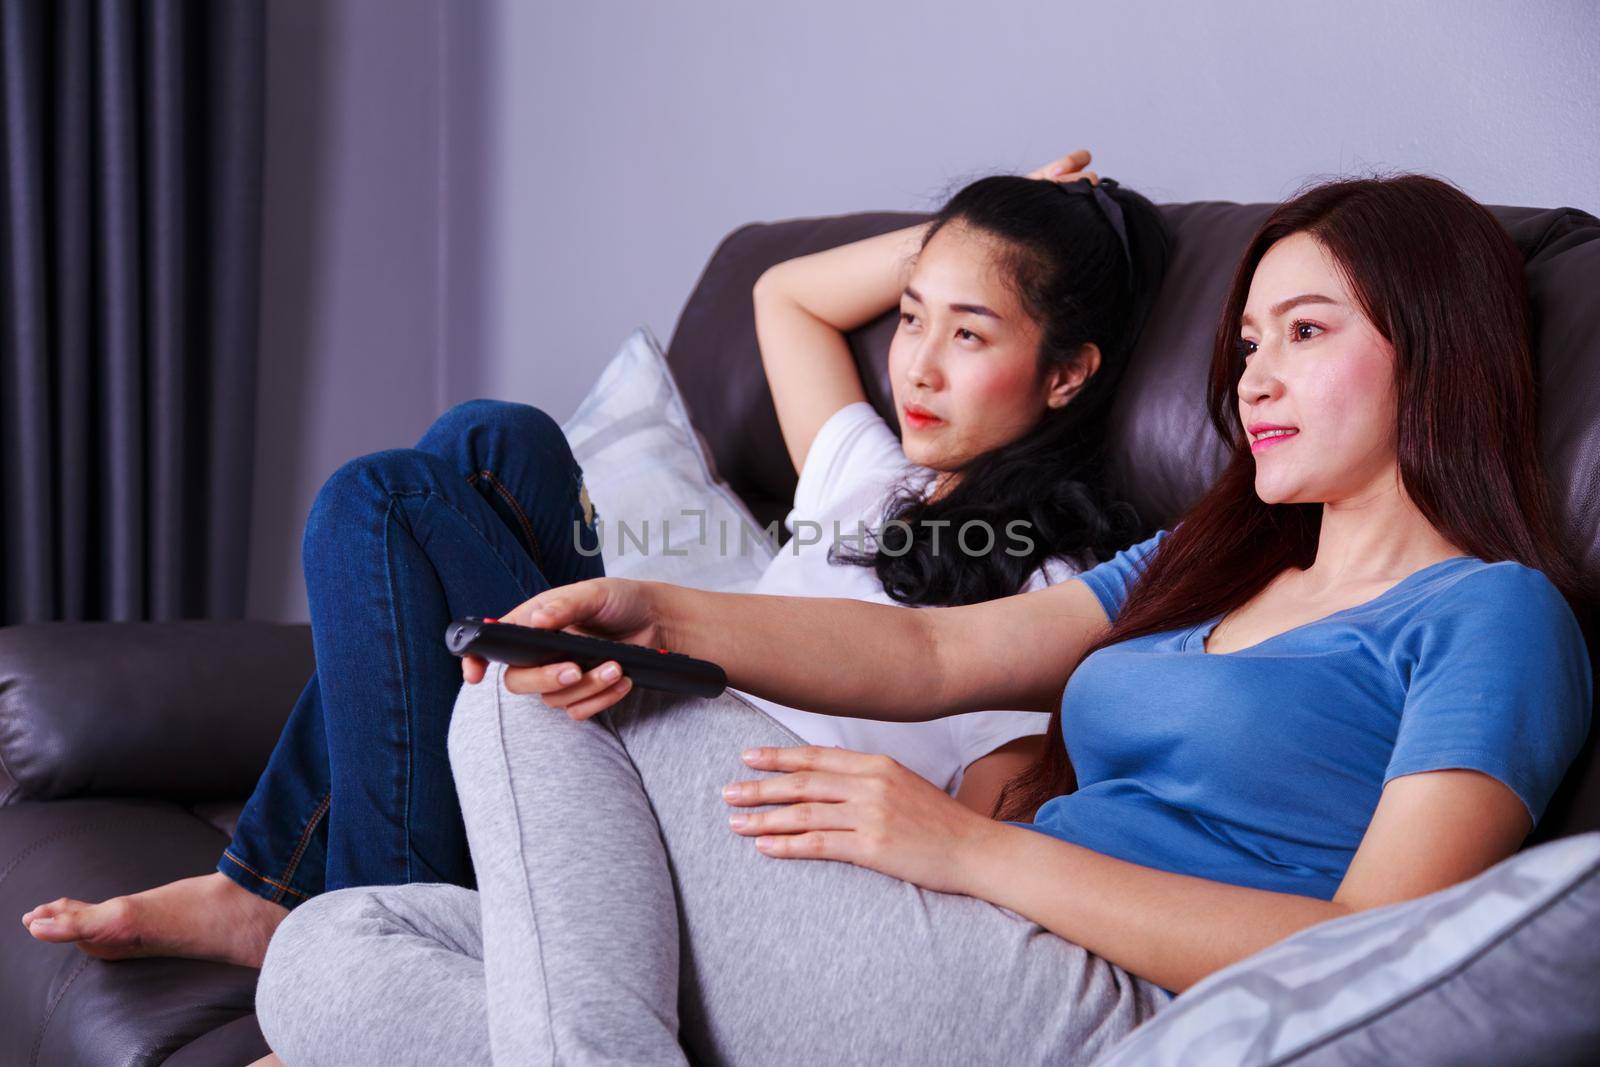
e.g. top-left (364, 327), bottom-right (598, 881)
top-left (752, 265), bottom-right (785, 304)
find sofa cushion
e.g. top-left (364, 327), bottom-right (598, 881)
top-left (666, 205), bottom-right (1600, 568)
top-left (1091, 830), bottom-right (1600, 1067)
top-left (0, 621), bottom-right (311, 803)
top-left (664, 201), bottom-right (1600, 840)
top-left (0, 798), bottom-right (266, 1064)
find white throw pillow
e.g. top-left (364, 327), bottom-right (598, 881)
top-left (560, 325), bottom-right (775, 593)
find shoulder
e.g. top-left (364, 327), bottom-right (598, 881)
top-left (802, 401), bottom-right (906, 478)
top-left (814, 399), bottom-right (895, 445)
top-left (1393, 558), bottom-right (1591, 697)
top-left (1402, 559), bottom-right (1580, 643)
top-left (1086, 527), bottom-right (1170, 575)
top-left (791, 401), bottom-right (914, 522)
top-left (1071, 527), bottom-right (1171, 620)
top-left (1384, 558), bottom-right (1592, 826)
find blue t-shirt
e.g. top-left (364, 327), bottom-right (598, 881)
top-left (1012, 529), bottom-right (1593, 902)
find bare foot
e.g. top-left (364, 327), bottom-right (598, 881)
top-left (20, 872), bottom-right (289, 968)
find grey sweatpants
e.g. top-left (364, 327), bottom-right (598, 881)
top-left (255, 662), bottom-right (1172, 1065)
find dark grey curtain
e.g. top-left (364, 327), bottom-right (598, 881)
top-left (1, 0), bottom-right (264, 623)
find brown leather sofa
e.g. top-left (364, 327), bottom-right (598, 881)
top-left (2, 198), bottom-right (1596, 1065)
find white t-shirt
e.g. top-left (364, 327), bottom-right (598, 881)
top-left (732, 401), bottom-right (1079, 797)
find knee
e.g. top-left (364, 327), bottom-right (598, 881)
top-left (255, 889), bottom-right (373, 1056)
top-left (447, 664), bottom-right (569, 789)
top-left (318, 447), bottom-right (444, 501)
top-left (302, 448), bottom-right (451, 558)
top-left (429, 398), bottom-right (564, 452)
top-left (447, 666), bottom-right (506, 786)
top-left (254, 906), bottom-right (308, 1031)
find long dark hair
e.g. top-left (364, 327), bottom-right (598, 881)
top-left (831, 175), bottom-right (1169, 606)
top-left (994, 173), bottom-right (1584, 822)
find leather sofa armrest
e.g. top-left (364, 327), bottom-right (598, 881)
top-left (0, 621), bottom-right (312, 804)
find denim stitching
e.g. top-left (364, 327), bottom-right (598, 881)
top-left (464, 469), bottom-right (539, 565)
top-left (271, 790), bottom-right (332, 902)
top-left (471, 468), bottom-right (548, 573)
top-left (385, 497), bottom-right (417, 885)
top-left (381, 488), bottom-right (540, 596)
top-left (353, 485), bottom-right (548, 887)
top-left (221, 849), bottom-right (312, 902)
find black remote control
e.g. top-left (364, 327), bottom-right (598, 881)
top-left (445, 617), bottom-right (727, 699)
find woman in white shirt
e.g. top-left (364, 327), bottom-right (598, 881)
top-left (23, 150), bottom-right (1169, 970)
top-left (744, 149), bottom-right (1168, 814)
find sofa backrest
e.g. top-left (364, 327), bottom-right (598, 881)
top-left (664, 199), bottom-right (1600, 843)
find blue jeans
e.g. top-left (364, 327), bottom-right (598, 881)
top-left (218, 399), bottom-right (604, 906)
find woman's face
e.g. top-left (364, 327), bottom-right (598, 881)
top-left (1236, 232), bottom-right (1400, 506)
top-left (887, 223), bottom-right (1088, 471)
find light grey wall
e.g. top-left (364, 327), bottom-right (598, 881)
top-left (248, 0), bottom-right (487, 619)
top-left (475, 0), bottom-right (1599, 422)
top-left (248, 0), bottom-right (1600, 621)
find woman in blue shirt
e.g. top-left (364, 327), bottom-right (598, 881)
top-left (247, 174), bottom-right (1591, 1066)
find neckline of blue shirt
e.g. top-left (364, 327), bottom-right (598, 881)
top-left (1185, 553), bottom-right (1484, 656)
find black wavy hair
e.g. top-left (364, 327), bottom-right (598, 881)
top-left (829, 174), bottom-right (1169, 606)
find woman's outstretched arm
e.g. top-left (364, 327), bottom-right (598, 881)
top-left (464, 574), bottom-right (1112, 725)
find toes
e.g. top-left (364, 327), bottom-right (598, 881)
top-left (22, 898), bottom-right (86, 929)
top-left (22, 897), bottom-right (76, 924)
top-left (25, 913), bottom-right (79, 942)
top-left (24, 898), bottom-right (123, 944)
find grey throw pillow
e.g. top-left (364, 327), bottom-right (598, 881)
top-left (1093, 831), bottom-right (1600, 1066)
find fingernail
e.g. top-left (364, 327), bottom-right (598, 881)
top-left (558, 667), bottom-right (580, 685)
top-left (728, 813), bottom-right (748, 829)
top-left (741, 748), bottom-right (760, 762)
top-left (755, 837), bottom-right (775, 851)
top-left (722, 782), bottom-right (743, 800)
top-left (600, 663), bottom-right (620, 681)
top-left (28, 918), bottom-right (52, 930)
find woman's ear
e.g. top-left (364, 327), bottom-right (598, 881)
top-left (1045, 343), bottom-right (1103, 409)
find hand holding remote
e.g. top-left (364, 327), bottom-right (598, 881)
top-left (461, 576), bottom-right (671, 719)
